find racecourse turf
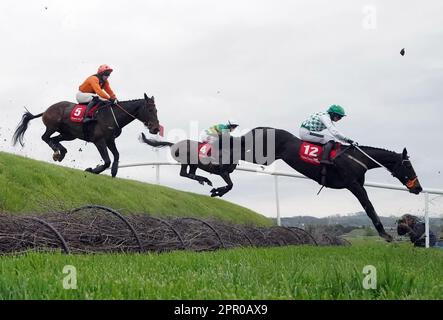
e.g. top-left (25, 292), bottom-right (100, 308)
top-left (1, 239), bottom-right (442, 300)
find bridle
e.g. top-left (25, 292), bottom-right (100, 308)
top-left (354, 145), bottom-right (418, 189)
top-left (392, 158), bottom-right (419, 189)
top-left (112, 100), bottom-right (156, 128)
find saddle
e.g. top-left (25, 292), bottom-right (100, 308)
top-left (299, 141), bottom-right (341, 166)
top-left (69, 102), bottom-right (106, 123)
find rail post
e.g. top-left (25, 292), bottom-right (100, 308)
top-left (274, 175), bottom-right (281, 226)
top-left (424, 192), bottom-right (430, 248)
top-left (155, 164), bottom-right (160, 185)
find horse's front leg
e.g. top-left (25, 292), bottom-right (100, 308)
top-left (180, 164), bottom-right (213, 186)
top-left (210, 172), bottom-right (233, 198)
top-left (347, 181), bottom-right (393, 242)
top-left (106, 139), bottom-right (119, 178)
top-left (85, 140), bottom-right (111, 175)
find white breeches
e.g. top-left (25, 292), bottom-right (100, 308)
top-left (201, 133), bottom-right (218, 144)
top-left (299, 127), bottom-right (337, 145)
top-left (76, 92), bottom-right (107, 104)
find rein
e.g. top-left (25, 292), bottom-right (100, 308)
top-left (109, 107), bottom-right (120, 129)
top-left (109, 101), bottom-right (140, 129)
top-left (354, 145), bottom-right (419, 187)
top-left (354, 145), bottom-right (392, 173)
top-left (115, 103), bottom-right (137, 120)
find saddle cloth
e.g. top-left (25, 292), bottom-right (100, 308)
top-left (299, 141), bottom-right (341, 165)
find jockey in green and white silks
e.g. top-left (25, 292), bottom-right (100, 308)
top-left (300, 105), bottom-right (356, 164)
top-left (202, 120), bottom-right (239, 144)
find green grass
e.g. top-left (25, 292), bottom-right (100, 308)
top-left (1, 240), bottom-right (442, 299)
top-left (0, 152), bottom-right (271, 225)
top-left (2, 152), bottom-right (441, 300)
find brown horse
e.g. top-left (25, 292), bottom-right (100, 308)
top-left (13, 94), bottom-right (160, 177)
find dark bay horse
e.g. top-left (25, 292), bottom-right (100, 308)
top-left (142, 127), bottom-right (422, 241)
top-left (140, 133), bottom-right (236, 197)
top-left (13, 94), bottom-right (160, 177)
top-left (239, 127), bottom-right (423, 242)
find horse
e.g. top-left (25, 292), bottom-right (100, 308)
top-left (140, 133), bottom-right (237, 197)
top-left (141, 127), bottom-right (422, 241)
top-left (238, 127), bottom-right (423, 242)
top-left (12, 93), bottom-right (160, 177)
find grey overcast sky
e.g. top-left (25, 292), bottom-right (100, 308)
top-left (1, 0), bottom-right (442, 219)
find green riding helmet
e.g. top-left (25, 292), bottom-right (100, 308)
top-left (327, 105), bottom-right (346, 117)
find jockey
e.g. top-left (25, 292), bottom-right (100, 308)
top-left (300, 105), bottom-right (356, 165)
top-left (76, 65), bottom-right (117, 123)
top-left (202, 120), bottom-right (239, 144)
top-left (201, 120), bottom-right (239, 165)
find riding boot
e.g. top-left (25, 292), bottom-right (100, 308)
top-left (320, 140), bottom-right (335, 165)
top-left (83, 96), bottom-right (100, 124)
top-left (320, 140), bottom-right (335, 186)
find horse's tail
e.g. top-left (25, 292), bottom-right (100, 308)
top-left (139, 132), bottom-right (174, 148)
top-left (12, 109), bottom-right (43, 147)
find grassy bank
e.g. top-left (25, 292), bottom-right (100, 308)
top-left (0, 151), bottom-right (271, 225)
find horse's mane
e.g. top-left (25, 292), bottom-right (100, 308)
top-left (359, 145), bottom-right (398, 155)
top-left (119, 98), bottom-right (145, 103)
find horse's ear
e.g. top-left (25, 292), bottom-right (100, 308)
top-left (402, 148), bottom-right (408, 159)
top-left (144, 93), bottom-right (148, 100)
top-left (151, 96), bottom-right (155, 102)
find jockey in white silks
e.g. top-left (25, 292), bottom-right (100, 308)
top-left (300, 105), bottom-right (356, 165)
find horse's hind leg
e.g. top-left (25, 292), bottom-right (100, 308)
top-left (210, 172), bottom-right (233, 197)
top-left (41, 128), bottom-right (62, 161)
top-left (51, 134), bottom-right (75, 162)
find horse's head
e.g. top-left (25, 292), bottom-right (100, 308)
top-left (137, 93), bottom-right (160, 134)
top-left (391, 148), bottom-right (423, 194)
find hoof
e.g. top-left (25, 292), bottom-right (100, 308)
top-left (52, 151), bottom-right (61, 162)
top-left (206, 180), bottom-right (213, 187)
top-left (58, 151), bottom-right (67, 162)
top-left (381, 233), bottom-right (393, 242)
top-left (85, 168), bottom-right (93, 173)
